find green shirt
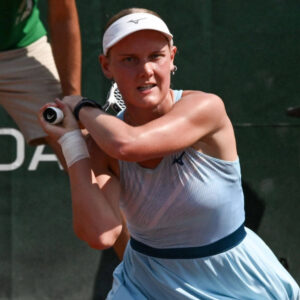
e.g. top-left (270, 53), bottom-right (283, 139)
top-left (0, 0), bottom-right (46, 51)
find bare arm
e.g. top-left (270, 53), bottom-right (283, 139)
top-left (76, 91), bottom-right (233, 161)
top-left (39, 100), bottom-right (122, 249)
top-left (87, 137), bottom-right (129, 258)
top-left (48, 0), bottom-right (81, 95)
top-left (69, 138), bottom-right (123, 250)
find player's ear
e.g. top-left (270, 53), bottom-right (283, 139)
top-left (99, 54), bottom-right (113, 79)
top-left (169, 46), bottom-right (177, 71)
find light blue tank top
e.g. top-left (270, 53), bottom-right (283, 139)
top-left (118, 90), bottom-right (245, 248)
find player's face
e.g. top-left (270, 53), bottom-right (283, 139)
top-left (101, 30), bottom-right (176, 110)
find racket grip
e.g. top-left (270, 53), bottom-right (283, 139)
top-left (43, 107), bottom-right (64, 124)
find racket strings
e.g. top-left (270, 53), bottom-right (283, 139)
top-left (103, 83), bottom-right (126, 114)
top-left (113, 88), bottom-right (126, 110)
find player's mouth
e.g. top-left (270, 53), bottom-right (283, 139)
top-left (137, 84), bottom-right (156, 92)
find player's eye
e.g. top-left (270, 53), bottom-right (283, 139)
top-left (150, 53), bottom-right (164, 60)
top-left (122, 56), bottom-right (138, 64)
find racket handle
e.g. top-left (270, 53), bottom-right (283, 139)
top-left (43, 107), bottom-right (64, 124)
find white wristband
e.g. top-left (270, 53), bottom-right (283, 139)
top-left (58, 130), bottom-right (90, 168)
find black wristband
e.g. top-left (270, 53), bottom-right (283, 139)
top-left (73, 98), bottom-right (103, 121)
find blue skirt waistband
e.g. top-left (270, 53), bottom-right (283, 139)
top-left (130, 224), bottom-right (246, 259)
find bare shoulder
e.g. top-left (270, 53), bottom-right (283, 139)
top-left (181, 90), bottom-right (224, 106)
top-left (178, 91), bottom-right (236, 160)
top-left (174, 90), bottom-right (226, 119)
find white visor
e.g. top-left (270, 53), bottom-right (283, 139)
top-left (102, 12), bottom-right (173, 55)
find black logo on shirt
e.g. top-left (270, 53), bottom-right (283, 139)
top-left (173, 152), bottom-right (185, 166)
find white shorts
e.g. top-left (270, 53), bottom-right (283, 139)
top-left (0, 36), bottom-right (62, 144)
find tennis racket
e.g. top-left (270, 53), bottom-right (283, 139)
top-left (102, 82), bottom-right (126, 114)
top-left (44, 83), bottom-right (126, 123)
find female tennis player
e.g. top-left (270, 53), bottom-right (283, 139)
top-left (39, 7), bottom-right (299, 299)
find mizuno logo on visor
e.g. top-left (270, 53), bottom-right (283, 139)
top-left (127, 18), bottom-right (147, 24)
